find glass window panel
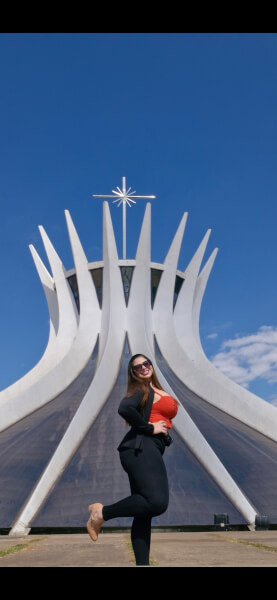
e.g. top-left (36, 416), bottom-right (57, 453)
top-left (151, 268), bottom-right (163, 308)
top-left (173, 275), bottom-right (184, 309)
top-left (90, 268), bottom-right (103, 308)
top-left (120, 266), bottom-right (134, 305)
top-left (67, 274), bottom-right (79, 313)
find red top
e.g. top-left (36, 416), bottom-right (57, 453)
top-left (149, 392), bottom-right (178, 429)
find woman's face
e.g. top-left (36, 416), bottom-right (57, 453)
top-left (131, 355), bottom-right (153, 380)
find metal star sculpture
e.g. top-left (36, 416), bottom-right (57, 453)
top-left (93, 177), bottom-right (156, 259)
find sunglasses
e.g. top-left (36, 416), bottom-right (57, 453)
top-left (132, 359), bottom-right (152, 373)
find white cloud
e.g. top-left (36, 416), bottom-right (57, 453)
top-left (206, 333), bottom-right (218, 340)
top-left (211, 326), bottom-right (277, 389)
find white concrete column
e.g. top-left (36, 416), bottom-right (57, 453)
top-left (151, 215), bottom-right (258, 527)
top-left (173, 238), bottom-right (277, 441)
top-left (0, 211), bottom-right (100, 431)
top-left (127, 203), bottom-right (154, 357)
top-left (9, 202), bottom-right (126, 536)
top-left (0, 233), bottom-right (78, 404)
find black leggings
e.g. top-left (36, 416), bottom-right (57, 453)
top-left (102, 436), bottom-right (169, 566)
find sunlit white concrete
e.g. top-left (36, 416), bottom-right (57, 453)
top-left (170, 222), bottom-right (277, 442)
top-left (0, 211), bottom-right (101, 431)
top-left (4, 199), bottom-right (277, 536)
top-left (10, 202), bottom-right (126, 536)
top-left (0, 235), bottom-right (78, 404)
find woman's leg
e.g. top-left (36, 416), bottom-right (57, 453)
top-left (102, 439), bottom-right (169, 521)
top-left (101, 438), bottom-right (169, 565)
top-left (131, 516), bottom-right (152, 566)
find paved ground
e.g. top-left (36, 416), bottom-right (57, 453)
top-left (1, 530), bottom-right (277, 567)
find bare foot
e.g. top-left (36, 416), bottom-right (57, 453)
top-left (87, 503), bottom-right (104, 542)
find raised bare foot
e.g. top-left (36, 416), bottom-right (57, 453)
top-left (87, 503), bottom-right (104, 542)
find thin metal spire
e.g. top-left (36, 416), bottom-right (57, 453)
top-left (93, 177), bottom-right (156, 259)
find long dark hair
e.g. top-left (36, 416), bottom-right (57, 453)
top-left (126, 353), bottom-right (163, 412)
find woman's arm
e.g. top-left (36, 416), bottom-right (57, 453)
top-left (118, 391), bottom-right (154, 435)
top-left (118, 392), bottom-right (168, 436)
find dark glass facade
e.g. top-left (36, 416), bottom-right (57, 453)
top-left (67, 274), bottom-right (80, 313)
top-left (155, 340), bottom-right (277, 523)
top-left (90, 268), bottom-right (103, 308)
top-left (150, 268), bottom-right (163, 307)
top-left (1, 298), bottom-right (277, 528)
top-left (68, 266), bottom-right (185, 313)
top-left (68, 268), bottom-right (103, 312)
top-left (120, 266), bottom-right (134, 305)
top-left (30, 340), bottom-right (248, 529)
top-left (0, 341), bottom-right (98, 528)
top-left (173, 275), bottom-right (184, 309)
top-left (30, 340), bottom-right (277, 528)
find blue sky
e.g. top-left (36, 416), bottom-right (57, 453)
top-left (0, 33), bottom-right (277, 404)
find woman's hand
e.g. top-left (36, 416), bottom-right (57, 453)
top-left (150, 420), bottom-right (168, 435)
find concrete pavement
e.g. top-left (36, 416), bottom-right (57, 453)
top-left (1, 530), bottom-right (277, 567)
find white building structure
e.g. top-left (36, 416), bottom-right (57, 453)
top-left (1, 179), bottom-right (277, 536)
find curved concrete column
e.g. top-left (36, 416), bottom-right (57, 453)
top-left (173, 237), bottom-right (277, 442)
top-left (151, 215), bottom-right (257, 527)
top-left (29, 244), bottom-right (59, 351)
top-left (0, 211), bottom-right (101, 432)
top-left (0, 229), bottom-right (79, 405)
top-left (172, 406), bottom-right (257, 527)
top-left (153, 211), bottom-right (188, 318)
top-left (64, 209), bottom-right (101, 356)
top-left (9, 202), bottom-right (126, 536)
top-left (174, 228), bottom-right (212, 356)
top-left (127, 202), bottom-right (154, 358)
top-left (191, 247), bottom-right (218, 348)
top-left (98, 202), bottom-right (126, 361)
top-left (0, 246), bottom-right (56, 401)
top-left (4, 199), bottom-right (277, 534)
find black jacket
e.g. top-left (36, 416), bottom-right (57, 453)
top-left (117, 385), bottom-right (155, 452)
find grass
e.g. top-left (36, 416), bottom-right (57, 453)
top-left (123, 534), bottom-right (159, 566)
top-left (0, 537), bottom-right (47, 559)
top-left (209, 533), bottom-right (277, 554)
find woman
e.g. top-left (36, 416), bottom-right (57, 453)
top-left (86, 353), bottom-right (178, 566)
